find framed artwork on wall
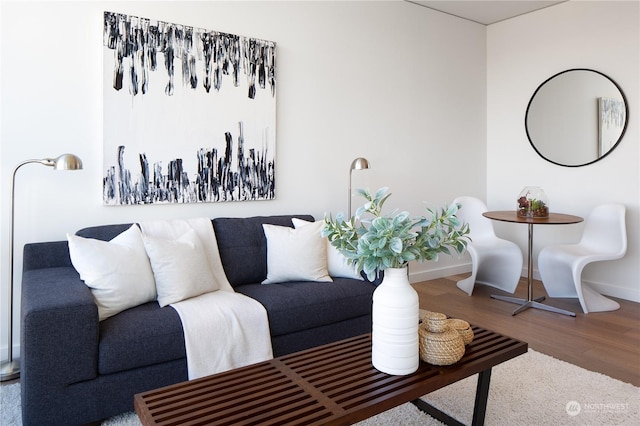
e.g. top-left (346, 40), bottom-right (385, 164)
top-left (102, 11), bottom-right (276, 205)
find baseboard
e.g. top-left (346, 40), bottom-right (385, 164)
top-left (530, 267), bottom-right (640, 303)
top-left (409, 264), bottom-right (471, 283)
top-left (585, 279), bottom-right (640, 303)
top-left (413, 265), bottom-right (639, 304)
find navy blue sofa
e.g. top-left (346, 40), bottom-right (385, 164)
top-left (20, 215), bottom-right (375, 425)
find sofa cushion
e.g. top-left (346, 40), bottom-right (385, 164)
top-left (292, 218), bottom-right (364, 280)
top-left (235, 277), bottom-right (374, 337)
top-left (98, 302), bottom-right (186, 375)
top-left (67, 225), bottom-right (157, 320)
top-left (143, 229), bottom-right (220, 307)
top-left (213, 215), bottom-right (314, 287)
top-left (262, 221), bottom-right (332, 284)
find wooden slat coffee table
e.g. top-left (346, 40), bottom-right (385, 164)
top-left (135, 326), bottom-right (527, 426)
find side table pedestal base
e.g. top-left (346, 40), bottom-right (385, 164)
top-left (491, 294), bottom-right (575, 317)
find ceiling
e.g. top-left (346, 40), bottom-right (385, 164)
top-left (409, 1), bottom-right (568, 25)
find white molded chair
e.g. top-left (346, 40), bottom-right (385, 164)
top-left (453, 196), bottom-right (523, 296)
top-left (538, 204), bottom-right (626, 313)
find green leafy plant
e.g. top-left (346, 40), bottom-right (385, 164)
top-left (321, 187), bottom-right (470, 281)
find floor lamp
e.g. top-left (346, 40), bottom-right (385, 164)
top-left (0, 154), bottom-right (83, 382)
top-left (348, 157), bottom-right (370, 216)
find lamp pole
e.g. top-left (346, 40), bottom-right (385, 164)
top-left (348, 157), bottom-right (370, 216)
top-left (1, 154), bottom-right (83, 381)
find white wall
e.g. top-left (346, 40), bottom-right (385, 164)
top-left (0, 1), bottom-right (486, 358)
top-left (487, 0), bottom-right (640, 302)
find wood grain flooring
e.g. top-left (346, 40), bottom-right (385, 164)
top-left (414, 275), bottom-right (640, 387)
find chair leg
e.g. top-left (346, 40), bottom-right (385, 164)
top-left (579, 284), bottom-right (621, 313)
top-left (456, 275), bottom-right (475, 296)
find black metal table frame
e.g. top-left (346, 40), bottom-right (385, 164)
top-left (411, 368), bottom-right (492, 426)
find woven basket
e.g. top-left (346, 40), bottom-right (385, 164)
top-left (447, 318), bottom-right (474, 345)
top-left (418, 323), bottom-right (465, 366)
top-left (422, 311), bottom-right (448, 333)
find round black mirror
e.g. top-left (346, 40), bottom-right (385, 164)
top-left (525, 69), bottom-right (628, 167)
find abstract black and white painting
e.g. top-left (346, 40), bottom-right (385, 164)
top-left (102, 11), bottom-right (276, 205)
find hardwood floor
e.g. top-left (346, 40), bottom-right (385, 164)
top-left (414, 274), bottom-right (640, 387)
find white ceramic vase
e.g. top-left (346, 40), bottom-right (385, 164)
top-left (371, 267), bottom-right (420, 375)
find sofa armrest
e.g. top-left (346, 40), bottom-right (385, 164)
top-left (23, 241), bottom-right (72, 271)
top-left (21, 266), bottom-right (99, 385)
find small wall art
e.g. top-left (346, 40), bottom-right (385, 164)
top-left (102, 11), bottom-right (276, 205)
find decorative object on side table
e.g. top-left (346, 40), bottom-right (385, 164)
top-left (517, 186), bottom-right (548, 218)
top-left (322, 187), bottom-right (470, 375)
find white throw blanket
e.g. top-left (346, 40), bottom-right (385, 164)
top-left (139, 218), bottom-right (273, 379)
top-left (170, 291), bottom-right (273, 379)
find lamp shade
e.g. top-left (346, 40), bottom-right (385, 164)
top-left (52, 153), bottom-right (83, 170)
top-left (350, 157), bottom-right (370, 171)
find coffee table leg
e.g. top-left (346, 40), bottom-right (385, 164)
top-left (472, 368), bottom-right (491, 426)
top-left (411, 398), bottom-right (465, 426)
top-left (411, 368), bottom-right (492, 426)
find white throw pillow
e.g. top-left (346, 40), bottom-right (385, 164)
top-left (292, 218), bottom-right (363, 280)
top-left (262, 221), bottom-right (332, 284)
top-left (67, 225), bottom-right (157, 321)
top-left (143, 229), bottom-right (220, 307)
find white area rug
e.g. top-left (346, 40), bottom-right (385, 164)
top-left (2, 349), bottom-right (638, 425)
